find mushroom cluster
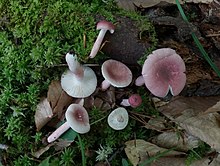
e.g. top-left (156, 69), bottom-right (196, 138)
top-left (47, 20), bottom-right (187, 143)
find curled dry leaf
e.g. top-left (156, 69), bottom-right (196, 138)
top-left (145, 116), bottom-right (167, 132)
top-left (35, 98), bottom-right (53, 131)
top-left (158, 96), bottom-right (220, 152)
top-left (116, 0), bottom-right (212, 11)
top-left (151, 131), bottom-right (200, 152)
top-left (53, 90), bottom-right (75, 119)
top-left (47, 80), bottom-right (75, 119)
top-left (32, 142), bottom-right (55, 158)
top-left (47, 80), bottom-right (63, 109)
top-left (150, 154), bottom-right (220, 166)
top-left (124, 139), bottom-right (185, 166)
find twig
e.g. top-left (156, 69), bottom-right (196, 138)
top-left (206, 33), bottom-right (220, 37)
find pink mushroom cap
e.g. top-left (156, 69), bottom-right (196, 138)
top-left (142, 48), bottom-right (186, 98)
top-left (97, 20), bottom-right (115, 33)
top-left (102, 59), bottom-right (133, 88)
top-left (65, 104), bottom-right (90, 134)
top-left (128, 94), bottom-right (142, 108)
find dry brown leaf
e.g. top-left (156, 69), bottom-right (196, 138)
top-left (54, 139), bottom-right (73, 151)
top-left (35, 98), bottom-right (53, 131)
top-left (203, 101), bottom-right (220, 114)
top-left (47, 80), bottom-right (63, 109)
top-left (158, 96), bottom-right (220, 120)
top-left (32, 143), bottom-right (55, 158)
top-left (151, 131), bottom-right (200, 152)
top-left (150, 154), bottom-right (220, 166)
top-left (146, 117), bottom-right (167, 131)
top-left (125, 139), bottom-right (185, 166)
top-left (158, 96), bottom-right (220, 152)
top-left (176, 111), bottom-right (220, 152)
top-left (53, 90), bottom-right (75, 119)
top-left (116, 0), bottom-right (212, 11)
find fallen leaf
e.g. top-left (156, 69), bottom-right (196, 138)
top-left (158, 96), bottom-right (220, 152)
top-left (158, 96), bottom-right (219, 120)
top-left (124, 139), bottom-right (185, 166)
top-left (32, 143), bottom-right (54, 158)
top-left (47, 80), bottom-right (63, 109)
top-left (203, 101), bottom-right (220, 114)
top-left (151, 131), bottom-right (200, 152)
top-left (54, 139), bottom-right (73, 151)
top-left (145, 117), bottom-right (167, 132)
top-left (150, 154), bottom-right (220, 166)
top-left (176, 112), bottom-right (220, 152)
top-left (115, 0), bottom-right (213, 11)
top-left (53, 90), bottom-right (75, 119)
top-left (35, 98), bottom-right (53, 131)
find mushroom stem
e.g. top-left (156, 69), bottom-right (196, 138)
top-left (66, 53), bottom-right (84, 80)
top-left (101, 79), bottom-right (111, 90)
top-left (120, 99), bottom-right (130, 107)
top-left (47, 122), bottom-right (70, 143)
top-left (135, 75), bottom-right (145, 86)
top-left (89, 29), bottom-right (107, 58)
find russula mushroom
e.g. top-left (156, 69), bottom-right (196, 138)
top-left (89, 20), bottom-right (115, 58)
top-left (47, 103), bottom-right (90, 143)
top-left (101, 59), bottom-right (132, 90)
top-left (61, 52), bottom-right (97, 98)
top-left (120, 94), bottom-right (142, 108)
top-left (107, 107), bottom-right (129, 130)
top-left (137, 48), bottom-right (186, 98)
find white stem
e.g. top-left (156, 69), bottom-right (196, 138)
top-left (120, 99), bottom-right (131, 107)
top-left (65, 53), bottom-right (84, 80)
top-left (89, 29), bottom-right (107, 58)
top-left (47, 122), bottom-right (70, 143)
top-left (135, 75), bottom-right (145, 86)
top-left (75, 98), bottom-right (84, 106)
top-left (101, 79), bottom-right (111, 90)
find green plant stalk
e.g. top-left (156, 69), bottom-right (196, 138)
top-left (90, 115), bottom-right (107, 126)
top-left (77, 134), bottom-right (86, 166)
top-left (175, 0), bottom-right (220, 77)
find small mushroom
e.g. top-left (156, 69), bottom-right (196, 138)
top-left (107, 107), bottom-right (129, 130)
top-left (120, 94), bottom-right (142, 108)
top-left (138, 48), bottom-right (186, 98)
top-left (101, 59), bottom-right (132, 90)
top-left (47, 103), bottom-right (90, 143)
top-left (61, 53), bottom-right (97, 98)
top-left (89, 20), bottom-right (115, 58)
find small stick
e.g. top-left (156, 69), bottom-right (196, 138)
top-left (206, 33), bottom-right (220, 37)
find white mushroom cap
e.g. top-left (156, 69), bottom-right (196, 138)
top-left (107, 107), bottom-right (129, 130)
top-left (101, 59), bottom-right (132, 88)
top-left (65, 104), bottom-right (90, 134)
top-left (61, 66), bottom-right (97, 98)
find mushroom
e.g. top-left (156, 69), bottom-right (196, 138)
top-left (89, 20), bottom-right (115, 58)
top-left (101, 59), bottom-right (132, 90)
top-left (61, 53), bottom-right (97, 98)
top-left (120, 94), bottom-right (142, 108)
top-left (47, 103), bottom-right (90, 143)
top-left (137, 48), bottom-right (186, 98)
top-left (107, 107), bottom-right (129, 130)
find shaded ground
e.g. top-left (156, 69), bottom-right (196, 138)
top-left (102, 1), bottom-right (220, 97)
